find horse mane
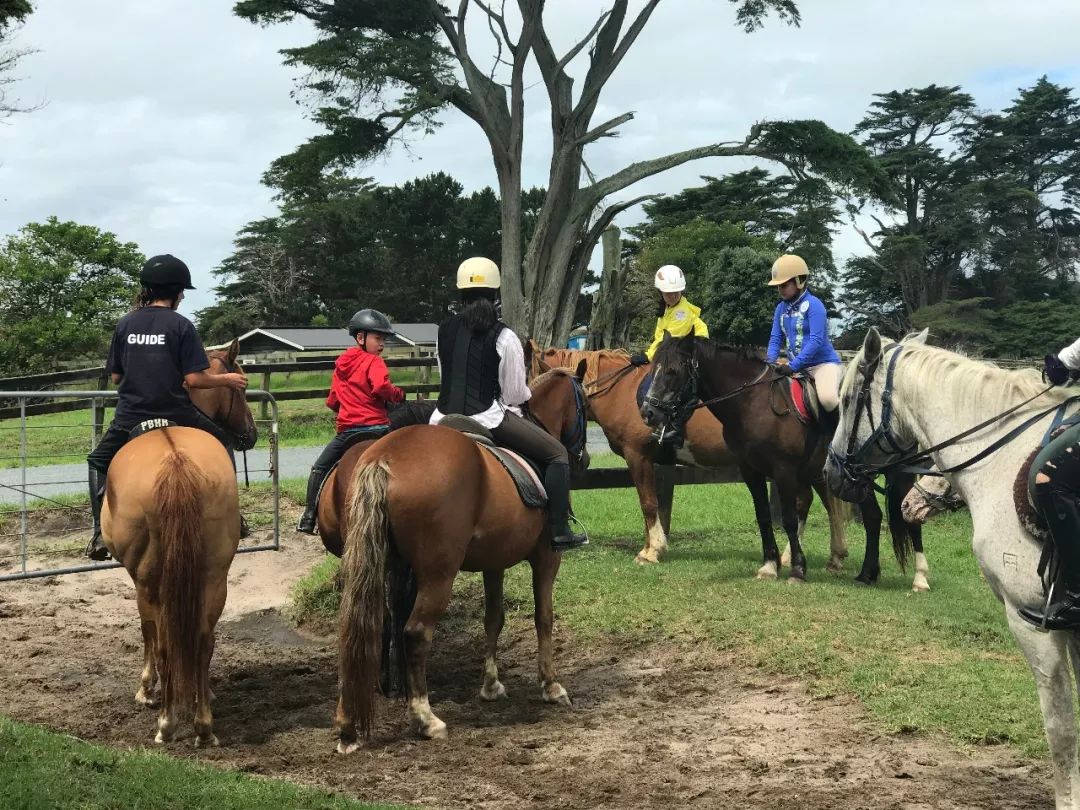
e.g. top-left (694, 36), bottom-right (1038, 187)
top-left (850, 340), bottom-right (1073, 418)
top-left (530, 366), bottom-right (574, 392)
top-left (541, 348), bottom-right (629, 385)
top-left (683, 337), bottom-right (765, 365)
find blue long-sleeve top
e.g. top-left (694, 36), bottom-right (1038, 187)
top-left (765, 290), bottom-right (840, 372)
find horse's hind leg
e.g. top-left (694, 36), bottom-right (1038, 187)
top-left (627, 451), bottom-right (666, 565)
top-left (530, 544), bottom-right (570, 706)
top-left (480, 570), bottom-right (508, 701)
top-left (135, 588), bottom-right (158, 707)
top-left (814, 476), bottom-right (848, 572)
top-left (775, 473), bottom-right (807, 582)
top-left (910, 525), bottom-right (930, 592)
top-left (781, 485), bottom-right (814, 569)
top-left (193, 577), bottom-right (227, 748)
top-left (744, 466), bottom-right (781, 580)
top-left (404, 576), bottom-right (454, 739)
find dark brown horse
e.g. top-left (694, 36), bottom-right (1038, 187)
top-left (641, 335), bottom-right (920, 584)
top-left (526, 341), bottom-right (849, 570)
top-left (101, 340), bottom-right (258, 745)
top-left (334, 364), bottom-right (588, 751)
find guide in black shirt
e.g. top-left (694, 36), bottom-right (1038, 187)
top-left (85, 254), bottom-right (249, 561)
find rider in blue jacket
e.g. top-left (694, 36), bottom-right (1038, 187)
top-left (765, 254), bottom-right (841, 435)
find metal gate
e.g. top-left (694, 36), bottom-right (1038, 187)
top-left (0, 390), bottom-right (280, 582)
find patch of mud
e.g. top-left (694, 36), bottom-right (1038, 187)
top-left (0, 527), bottom-right (1054, 810)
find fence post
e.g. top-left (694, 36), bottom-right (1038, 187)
top-left (260, 371), bottom-right (271, 420)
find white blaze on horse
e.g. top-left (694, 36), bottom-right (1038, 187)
top-left (825, 328), bottom-right (1080, 809)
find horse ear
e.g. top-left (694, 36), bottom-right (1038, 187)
top-left (902, 328), bottom-right (929, 345)
top-left (538, 357), bottom-right (552, 373)
top-left (227, 338), bottom-right (240, 365)
top-left (574, 359), bottom-right (588, 382)
top-left (862, 327), bottom-right (883, 362)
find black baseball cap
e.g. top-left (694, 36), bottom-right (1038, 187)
top-left (139, 254), bottom-right (195, 290)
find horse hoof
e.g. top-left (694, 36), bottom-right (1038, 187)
top-left (419, 718), bottom-right (448, 740)
top-left (195, 734), bottom-right (219, 748)
top-left (480, 681), bottom-right (507, 701)
top-left (153, 731), bottom-right (170, 745)
top-left (912, 581), bottom-right (930, 593)
top-left (825, 557), bottom-right (845, 573)
top-left (135, 690), bottom-right (158, 709)
top-left (635, 550), bottom-right (659, 565)
top-left (542, 683), bottom-right (572, 707)
top-left (756, 562), bottom-right (778, 580)
top-left (853, 577), bottom-right (876, 588)
top-left (337, 740), bottom-right (360, 755)
top-left (788, 571), bottom-right (807, 583)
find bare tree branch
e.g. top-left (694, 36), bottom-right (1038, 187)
top-left (474, 0), bottom-right (517, 51)
top-left (554, 9), bottom-right (612, 75)
top-left (576, 111), bottom-right (635, 145)
top-left (576, 0), bottom-right (662, 119)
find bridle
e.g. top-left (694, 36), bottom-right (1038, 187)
top-left (205, 354), bottom-right (256, 453)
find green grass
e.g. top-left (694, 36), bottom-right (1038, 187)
top-left (0, 716), bottom-right (401, 810)
top-left (291, 474), bottom-right (1051, 759)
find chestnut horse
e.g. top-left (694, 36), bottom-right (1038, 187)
top-left (101, 340), bottom-right (258, 745)
top-left (525, 340), bottom-right (849, 570)
top-left (334, 365), bottom-right (588, 751)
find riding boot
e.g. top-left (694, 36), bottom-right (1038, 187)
top-left (85, 468), bottom-right (111, 562)
top-left (1019, 484), bottom-right (1080, 631)
top-left (818, 406), bottom-right (840, 439)
top-left (544, 462), bottom-right (588, 552)
top-left (296, 469), bottom-right (325, 535)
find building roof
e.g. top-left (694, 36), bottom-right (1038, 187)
top-left (232, 324), bottom-right (437, 352)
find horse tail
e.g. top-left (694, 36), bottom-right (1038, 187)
top-left (339, 459), bottom-right (391, 739)
top-left (155, 447), bottom-right (208, 713)
top-left (885, 472), bottom-right (914, 572)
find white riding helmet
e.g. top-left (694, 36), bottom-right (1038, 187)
top-left (456, 257), bottom-right (501, 290)
top-left (654, 264), bottom-right (686, 293)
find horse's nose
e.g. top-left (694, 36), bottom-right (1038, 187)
top-left (640, 402), bottom-right (658, 426)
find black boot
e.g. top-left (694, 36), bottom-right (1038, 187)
top-left (544, 462), bottom-right (588, 552)
top-left (85, 468), bottom-right (111, 562)
top-left (1019, 484), bottom-right (1080, 631)
top-left (296, 469), bottom-right (325, 535)
top-left (818, 406), bottom-right (840, 439)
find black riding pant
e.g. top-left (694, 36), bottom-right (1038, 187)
top-left (310, 425), bottom-right (390, 478)
top-left (87, 410), bottom-right (235, 475)
top-left (488, 410), bottom-right (568, 466)
top-left (1031, 422), bottom-right (1080, 590)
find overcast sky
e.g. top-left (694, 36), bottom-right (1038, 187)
top-left (1, 0), bottom-right (1078, 319)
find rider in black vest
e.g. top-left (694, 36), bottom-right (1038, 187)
top-left (1019, 342), bottom-right (1080, 630)
top-left (430, 257), bottom-right (587, 551)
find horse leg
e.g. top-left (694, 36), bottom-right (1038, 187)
top-left (404, 576), bottom-right (454, 739)
top-left (479, 570), bottom-right (508, 701)
top-left (627, 451), bottom-right (666, 565)
top-left (530, 544), bottom-right (570, 705)
top-left (781, 485), bottom-right (813, 568)
top-left (193, 576), bottom-right (227, 748)
top-left (135, 588), bottom-right (158, 708)
top-left (854, 496), bottom-right (883, 586)
top-left (155, 645), bottom-right (177, 744)
top-left (814, 476), bottom-right (849, 572)
top-left (1007, 611), bottom-right (1080, 809)
top-left (911, 525), bottom-right (930, 592)
top-left (775, 474), bottom-right (807, 582)
top-left (744, 466), bottom-right (781, 580)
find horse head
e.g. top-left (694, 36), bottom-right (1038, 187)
top-left (639, 331), bottom-right (698, 431)
top-left (190, 338), bottom-right (259, 452)
top-left (825, 327), bottom-right (915, 503)
top-left (528, 361), bottom-right (590, 473)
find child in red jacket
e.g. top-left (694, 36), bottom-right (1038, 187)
top-left (296, 309), bottom-right (404, 534)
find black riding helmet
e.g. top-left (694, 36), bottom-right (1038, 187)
top-left (140, 254), bottom-right (195, 290)
top-left (347, 308), bottom-right (395, 338)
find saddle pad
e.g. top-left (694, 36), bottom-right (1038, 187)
top-left (438, 415), bottom-right (547, 508)
top-left (1013, 447), bottom-right (1048, 543)
top-left (128, 418), bottom-right (177, 439)
top-left (790, 379), bottom-right (811, 423)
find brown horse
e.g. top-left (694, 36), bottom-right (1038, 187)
top-left (334, 364), bottom-right (588, 751)
top-left (525, 341), bottom-right (849, 569)
top-left (642, 334), bottom-right (919, 584)
top-left (101, 340), bottom-right (258, 745)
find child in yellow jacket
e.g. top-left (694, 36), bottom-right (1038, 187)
top-left (630, 264), bottom-right (708, 451)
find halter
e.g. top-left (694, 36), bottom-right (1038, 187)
top-left (829, 344), bottom-right (1076, 494)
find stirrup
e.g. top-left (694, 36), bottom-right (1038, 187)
top-left (552, 514), bottom-right (589, 552)
top-left (85, 533), bottom-right (112, 562)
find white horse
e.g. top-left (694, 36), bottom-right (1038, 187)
top-left (825, 327), bottom-right (1080, 809)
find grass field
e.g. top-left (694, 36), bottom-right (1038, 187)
top-left (0, 717), bottom-right (402, 810)
top-left (291, 470), bottom-right (1050, 759)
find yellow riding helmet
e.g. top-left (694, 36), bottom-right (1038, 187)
top-left (767, 254), bottom-right (809, 287)
top-left (456, 257), bottom-right (501, 290)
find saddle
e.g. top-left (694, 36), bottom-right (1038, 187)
top-left (1012, 411), bottom-right (1080, 543)
top-left (128, 418), bottom-right (177, 439)
top-left (438, 415), bottom-right (548, 508)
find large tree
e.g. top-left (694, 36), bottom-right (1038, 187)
top-left (0, 1), bottom-right (34, 120)
top-left (235, 0), bottom-right (887, 345)
top-left (843, 84), bottom-right (981, 332)
top-left (0, 218), bottom-right (143, 375)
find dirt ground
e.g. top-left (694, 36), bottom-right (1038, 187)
top-left (0, 513), bottom-right (1055, 810)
